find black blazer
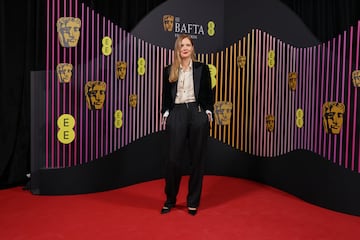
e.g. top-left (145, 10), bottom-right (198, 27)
top-left (161, 61), bottom-right (214, 114)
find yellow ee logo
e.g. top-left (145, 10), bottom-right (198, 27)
top-left (102, 36), bottom-right (112, 56)
top-left (207, 21), bottom-right (215, 37)
top-left (207, 64), bottom-right (217, 89)
top-left (296, 108), bottom-right (304, 128)
top-left (114, 110), bottom-right (123, 128)
top-left (57, 114), bottom-right (75, 144)
top-left (267, 50), bottom-right (275, 68)
top-left (137, 57), bottom-right (146, 75)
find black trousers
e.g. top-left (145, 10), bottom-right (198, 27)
top-left (164, 102), bottom-right (209, 208)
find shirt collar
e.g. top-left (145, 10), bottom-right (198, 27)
top-left (180, 60), bottom-right (192, 71)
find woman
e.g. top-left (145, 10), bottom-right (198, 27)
top-left (161, 34), bottom-right (214, 216)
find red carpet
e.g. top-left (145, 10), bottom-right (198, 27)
top-left (1, 176), bottom-right (360, 239)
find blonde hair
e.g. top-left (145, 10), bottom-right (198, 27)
top-left (169, 34), bottom-right (197, 83)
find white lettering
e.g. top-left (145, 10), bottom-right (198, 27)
top-left (197, 25), bottom-right (204, 35)
top-left (175, 22), bottom-right (181, 32)
top-left (173, 20), bottom-right (206, 37)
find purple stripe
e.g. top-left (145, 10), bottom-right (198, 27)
top-left (90, 9), bottom-right (95, 161)
top-left (56, 0), bottom-right (60, 168)
top-left (121, 30), bottom-right (126, 147)
top-left (257, 30), bottom-right (262, 155)
top-left (85, 7), bottom-right (89, 163)
top-left (355, 21), bottom-right (360, 172)
top-left (46, 0), bottom-right (50, 168)
top-left (329, 39), bottom-right (336, 161)
top-left (278, 42), bottom-right (286, 155)
top-left (320, 43), bottom-right (325, 155)
top-left (144, 41), bottom-right (147, 135)
top-left (253, 31), bottom-right (258, 154)
top-left (334, 36), bottom-right (342, 164)
top-left (114, 26), bottom-right (117, 150)
top-left (79, 4), bottom-right (85, 165)
top-left (138, 39), bottom-right (143, 139)
top-left (155, 45), bottom-right (158, 133)
top-left (310, 47), bottom-right (315, 152)
top-left (153, 44), bottom-right (156, 133)
top-left (68, 0), bottom-right (73, 166)
top-left (101, 17), bottom-right (105, 156)
top-left (274, 40), bottom-right (282, 156)
top-left (339, 32), bottom-right (346, 166)
top-left (119, 29), bottom-right (123, 148)
top-left (109, 21), bottom-right (113, 153)
top-left (102, 18), bottom-right (106, 155)
top-left (51, 0), bottom-right (55, 168)
top-left (345, 27), bottom-right (353, 169)
top-left (265, 34), bottom-right (269, 156)
top-left (260, 32), bottom-right (265, 156)
top-left (159, 47), bottom-right (164, 132)
top-left (306, 48), bottom-right (310, 151)
top-left (319, 44), bottom-right (324, 155)
top-left (98, 17), bottom-right (102, 157)
top-left (63, 0), bottom-right (67, 167)
top-left (286, 45), bottom-right (291, 152)
top-left (270, 36), bottom-right (272, 157)
top-left (297, 49), bottom-right (301, 149)
top-left (323, 42), bottom-right (330, 158)
top-left (125, 34), bottom-right (130, 145)
top-left (143, 42), bottom-right (147, 136)
top-left (315, 46), bottom-right (320, 154)
top-left (270, 36), bottom-right (274, 156)
top-left (73, 0), bottom-right (78, 166)
top-left (284, 44), bottom-right (289, 153)
top-left (130, 36), bottom-right (135, 142)
top-left (289, 46), bottom-right (294, 151)
top-left (294, 48), bottom-right (298, 149)
top-left (305, 48), bottom-right (309, 150)
top-left (292, 47), bottom-right (297, 151)
top-left (93, 10), bottom-right (97, 160)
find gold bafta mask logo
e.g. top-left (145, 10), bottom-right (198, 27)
top-left (322, 102), bottom-right (345, 134)
top-left (57, 17), bottom-right (81, 47)
top-left (129, 94), bottom-right (138, 108)
top-left (352, 70), bottom-right (360, 87)
top-left (163, 15), bottom-right (174, 32)
top-left (56, 63), bottom-right (73, 83)
top-left (116, 61), bottom-right (127, 80)
top-left (85, 81), bottom-right (106, 110)
top-left (214, 101), bottom-right (232, 125)
top-left (266, 115), bottom-right (275, 132)
top-left (288, 72), bottom-right (297, 91)
top-left (237, 56), bottom-right (246, 69)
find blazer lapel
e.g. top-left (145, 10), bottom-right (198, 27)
top-left (193, 62), bottom-right (202, 99)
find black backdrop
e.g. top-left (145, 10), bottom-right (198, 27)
top-left (0, 0), bottom-right (359, 188)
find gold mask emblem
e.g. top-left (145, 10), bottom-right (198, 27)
top-left (214, 101), bottom-right (232, 125)
top-left (163, 15), bottom-right (174, 32)
top-left (116, 61), bottom-right (127, 80)
top-left (352, 70), bottom-right (360, 87)
top-left (288, 72), bottom-right (297, 91)
top-left (237, 56), bottom-right (246, 69)
top-left (56, 63), bottom-right (73, 83)
top-left (84, 81), bottom-right (106, 110)
top-left (322, 102), bottom-right (345, 134)
top-left (266, 114), bottom-right (275, 132)
top-left (57, 17), bottom-right (81, 47)
top-left (129, 94), bottom-right (138, 108)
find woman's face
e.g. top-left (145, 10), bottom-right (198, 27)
top-left (179, 37), bottom-right (193, 60)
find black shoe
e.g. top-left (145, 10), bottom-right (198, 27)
top-left (161, 206), bottom-right (171, 214)
top-left (188, 208), bottom-right (197, 216)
